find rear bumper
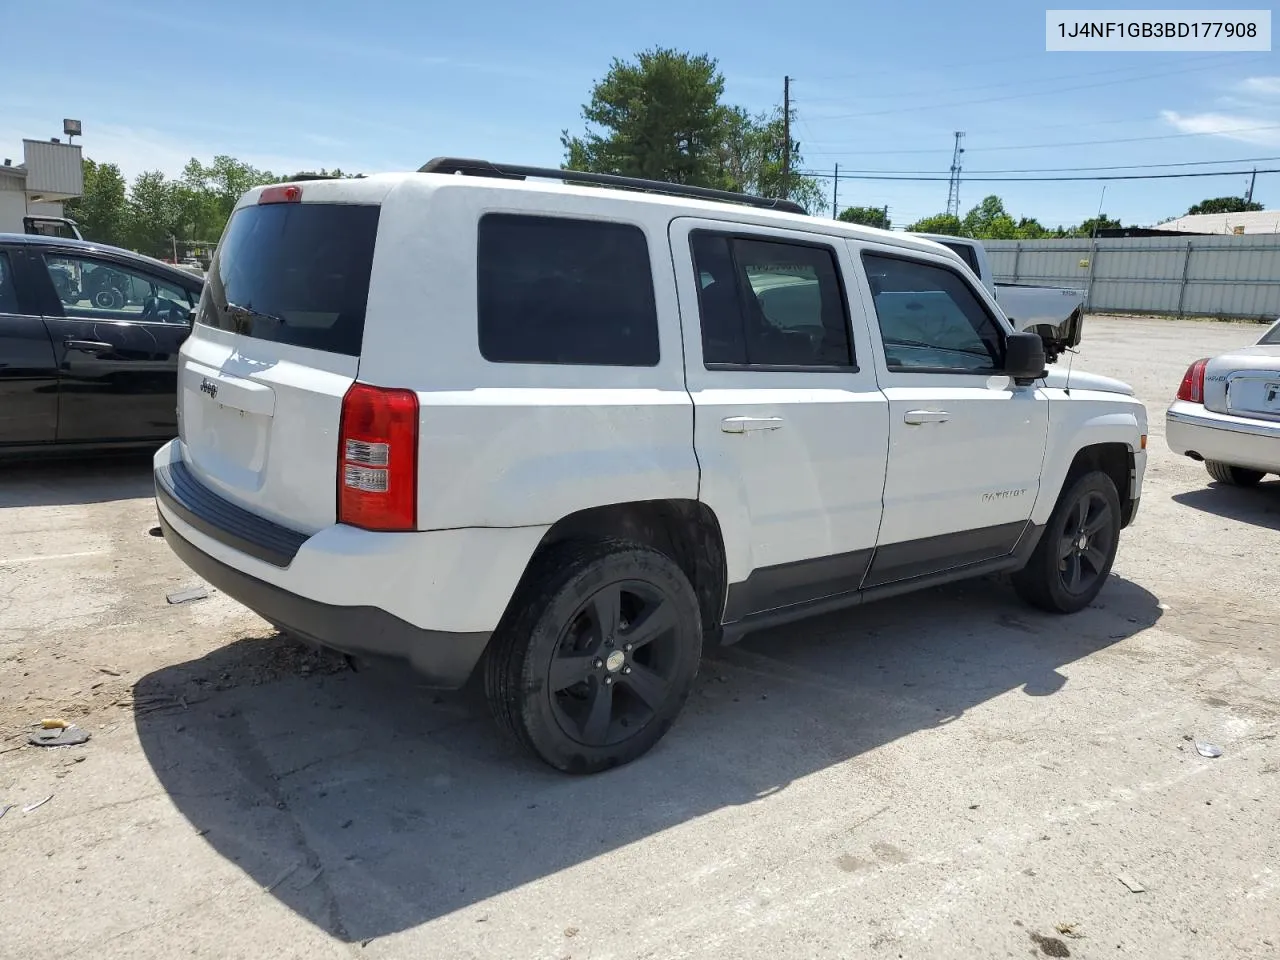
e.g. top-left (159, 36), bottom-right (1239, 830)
top-left (1166, 402), bottom-right (1280, 474)
top-left (158, 512), bottom-right (489, 687)
top-left (153, 439), bottom-right (550, 687)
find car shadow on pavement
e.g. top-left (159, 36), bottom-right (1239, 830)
top-left (133, 572), bottom-right (1162, 944)
top-left (0, 452), bottom-right (156, 507)
top-left (1172, 480), bottom-right (1280, 531)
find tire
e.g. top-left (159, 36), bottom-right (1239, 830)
top-left (484, 538), bottom-right (703, 774)
top-left (1205, 461), bottom-right (1265, 487)
top-left (1013, 470), bottom-right (1122, 614)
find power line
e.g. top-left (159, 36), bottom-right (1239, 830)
top-left (803, 123), bottom-right (1280, 157)
top-left (807, 54), bottom-right (1270, 122)
top-left (795, 52), bottom-right (1236, 105)
top-left (822, 155), bottom-right (1280, 176)
top-left (797, 167), bottom-right (1280, 183)
top-left (802, 52), bottom-right (1044, 83)
top-left (807, 114), bottom-right (1186, 151)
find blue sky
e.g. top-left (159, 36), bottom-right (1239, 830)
top-left (2, 0), bottom-right (1277, 228)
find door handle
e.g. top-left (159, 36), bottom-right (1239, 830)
top-left (64, 339), bottom-right (114, 353)
top-left (904, 409), bottom-right (951, 424)
top-left (721, 416), bottom-right (784, 434)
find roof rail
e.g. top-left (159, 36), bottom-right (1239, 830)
top-left (417, 157), bottom-right (808, 215)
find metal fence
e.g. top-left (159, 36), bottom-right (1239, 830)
top-left (983, 235), bottom-right (1280, 320)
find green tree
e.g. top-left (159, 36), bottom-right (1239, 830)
top-left (905, 212), bottom-right (962, 235)
top-left (124, 171), bottom-right (184, 259)
top-left (962, 195), bottom-right (1018, 239)
top-left (1015, 216), bottom-right (1051, 239)
top-left (718, 105), bottom-right (825, 213)
top-left (1073, 213), bottom-right (1122, 237)
top-left (181, 156), bottom-right (278, 236)
top-left (563, 48), bottom-right (731, 186)
top-left (838, 205), bottom-right (891, 229)
top-left (563, 48), bottom-right (825, 212)
top-left (63, 159), bottom-right (128, 246)
top-left (1187, 196), bottom-right (1263, 215)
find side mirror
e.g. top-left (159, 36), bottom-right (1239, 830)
top-left (1004, 331), bottom-right (1046, 384)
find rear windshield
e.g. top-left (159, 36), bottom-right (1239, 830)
top-left (197, 201), bottom-right (380, 356)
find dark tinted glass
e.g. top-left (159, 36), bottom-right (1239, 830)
top-left (478, 214), bottom-right (659, 366)
top-left (939, 240), bottom-right (981, 275)
top-left (0, 252), bottom-right (19, 313)
top-left (690, 231), bottom-right (853, 368)
top-left (862, 253), bottom-right (1004, 372)
top-left (691, 233), bottom-right (746, 365)
top-left (198, 203), bottom-right (380, 356)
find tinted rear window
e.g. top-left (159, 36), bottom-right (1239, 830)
top-left (939, 241), bottom-right (981, 275)
top-left (477, 214), bottom-right (659, 366)
top-left (198, 202), bottom-right (380, 356)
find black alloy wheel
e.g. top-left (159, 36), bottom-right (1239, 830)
top-left (1013, 469), bottom-right (1122, 614)
top-left (485, 539), bottom-right (702, 773)
top-left (1056, 489), bottom-right (1115, 598)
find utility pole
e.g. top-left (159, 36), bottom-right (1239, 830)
top-left (945, 131), bottom-right (965, 218)
top-left (831, 162), bottom-right (839, 219)
top-left (1246, 168), bottom-right (1257, 204)
top-left (782, 76), bottom-right (791, 200)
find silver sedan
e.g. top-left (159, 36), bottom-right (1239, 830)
top-left (1167, 317), bottom-right (1280, 487)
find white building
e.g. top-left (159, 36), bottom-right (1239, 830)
top-left (0, 138), bottom-right (84, 234)
top-left (1156, 209), bottom-right (1280, 235)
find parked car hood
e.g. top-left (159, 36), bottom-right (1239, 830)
top-left (1041, 367), bottom-right (1135, 396)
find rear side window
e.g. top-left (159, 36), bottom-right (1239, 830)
top-left (691, 231), bottom-right (854, 368)
top-left (477, 214), bottom-right (659, 366)
top-left (198, 202), bottom-right (380, 356)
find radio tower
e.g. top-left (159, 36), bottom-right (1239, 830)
top-left (946, 131), bottom-right (965, 218)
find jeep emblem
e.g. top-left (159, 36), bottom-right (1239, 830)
top-left (199, 378), bottom-right (218, 400)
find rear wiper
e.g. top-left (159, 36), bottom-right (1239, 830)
top-left (225, 301), bottom-right (284, 328)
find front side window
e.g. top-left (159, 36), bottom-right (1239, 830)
top-left (862, 253), bottom-right (1004, 372)
top-left (42, 254), bottom-right (194, 324)
top-left (478, 214), bottom-right (659, 366)
top-left (691, 231), bottom-right (853, 368)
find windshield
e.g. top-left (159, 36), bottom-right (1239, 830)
top-left (197, 201), bottom-right (380, 356)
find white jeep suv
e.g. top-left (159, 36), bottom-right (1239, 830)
top-left (154, 159), bottom-right (1148, 773)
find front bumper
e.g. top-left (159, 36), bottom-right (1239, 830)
top-left (1166, 401), bottom-right (1280, 474)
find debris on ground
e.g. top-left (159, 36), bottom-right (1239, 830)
top-left (96, 667), bottom-right (122, 677)
top-left (1055, 922), bottom-right (1084, 939)
top-left (1116, 873), bottom-right (1146, 893)
top-left (22, 795), bottom-right (52, 814)
top-left (1196, 741), bottom-right (1224, 758)
top-left (29, 721), bottom-right (91, 747)
top-left (166, 586), bottom-right (209, 605)
top-left (1029, 932), bottom-right (1071, 957)
top-left (0, 803), bottom-right (14, 820)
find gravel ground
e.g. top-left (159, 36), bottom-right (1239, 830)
top-left (1, 315), bottom-right (1277, 960)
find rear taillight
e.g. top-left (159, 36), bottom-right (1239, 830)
top-left (1176, 358), bottom-right (1209, 403)
top-left (337, 384), bottom-right (418, 531)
